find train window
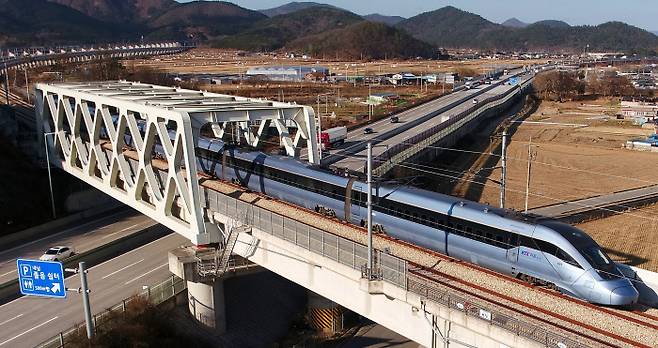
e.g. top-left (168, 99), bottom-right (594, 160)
top-left (519, 235), bottom-right (535, 249)
top-left (485, 232), bottom-right (493, 244)
top-left (447, 222), bottom-right (454, 230)
top-left (495, 235), bottom-right (504, 248)
top-left (556, 249), bottom-right (582, 268)
top-left (456, 224), bottom-right (463, 232)
top-left (412, 212), bottom-right (418, 222)
top-left (509, 233), bottom-right (519, 248)
top-left (475, 229), bottom-right (483, 241)
top-left (429, 217), bottom-right (436, 226)
top-left (535, 240), bottom-right (558, 256)
top-left (421, 214), bottom-right (427, 222)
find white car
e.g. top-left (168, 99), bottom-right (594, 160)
top-left (472, 98), bottom-right (479, 104)
top-left (39, 246), bottom-right (75, 261)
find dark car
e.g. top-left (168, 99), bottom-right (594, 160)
top-left (390, 116), bottom-right (399, 123)
top-left (363, 127), bottom-right (374, 135)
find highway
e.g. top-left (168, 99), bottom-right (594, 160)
top-left (0, 233), bottom-right (189, 348)
top-left (321, 69), bottom-right (528, 171)
top-left (335, 75), bottom-right (531, 172)
top-left (0, 209), bottom-right (156, 285)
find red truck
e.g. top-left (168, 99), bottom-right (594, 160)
top-left (319, 126), bottom-right (347, 150)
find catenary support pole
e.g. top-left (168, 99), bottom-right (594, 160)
top-left (366, 142), bottom-right (373, 276)
top-left (500, 128), bottom-right (507, 209)
top-left (79, 262), bottom-right (94, 339)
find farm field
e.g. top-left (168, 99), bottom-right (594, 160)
top-left (468, 98), bottom-right (658, 271)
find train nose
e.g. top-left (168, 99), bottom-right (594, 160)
top-left (610, 286), bottom-right (639, 305)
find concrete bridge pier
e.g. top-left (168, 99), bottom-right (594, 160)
top-left (187, 278), bottom-right (228, 332)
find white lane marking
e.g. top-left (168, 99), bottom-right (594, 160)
top-left (124, 263), bottom-right (168, 285)
top-left (0, 269), bottom-right (16, 277)
top-left (0, 233), bottom-right (178, 312)
top-left (0, 210), bottom-right (129, 257)
top-left (0, 316), bottom-right (59, 346)
top-left (101, 222), bottom-right (143, 239)
top-left (0, 314), bottom-right (23, 327)
top-left (102, 259), bottom-right (144, 279)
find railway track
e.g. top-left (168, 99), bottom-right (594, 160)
top-left (409, 265), bottom-right (650, 347)
top-left (95, 119), bottom-right (658, 347)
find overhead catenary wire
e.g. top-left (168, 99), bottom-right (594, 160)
top-left (209, 150), bottom-right (644, 284)
top-left (234, 136), bottom-right (658, 235)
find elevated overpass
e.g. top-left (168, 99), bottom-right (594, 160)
top-left (1, 42), bottom-right (190, 72)
top-left (530, 184), bottom-right (658, 222)
top-left (324, 68), bottom-right (535, 176)
top-left (31, 81), bottom-right (658, 348)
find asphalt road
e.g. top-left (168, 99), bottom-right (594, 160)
top-left (0, 209), bottom-right (156, 285)
top-left (0, 233), bottom-right (188, 348)
top-left (322, 70), bottom-right (528, 169)
top-left (336, 76), bottom-right (531, 172)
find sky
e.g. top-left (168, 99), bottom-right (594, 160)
top-left (178, 0), bottom-right (658, 31)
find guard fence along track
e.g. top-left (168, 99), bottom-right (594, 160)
top-left (71, 129), bottom-right (658, 348)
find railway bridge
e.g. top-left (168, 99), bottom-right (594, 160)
top-left (32, 81), bottom-right (658, 348)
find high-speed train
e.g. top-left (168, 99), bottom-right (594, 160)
top-left (116, 120), bottom-right (637, 305)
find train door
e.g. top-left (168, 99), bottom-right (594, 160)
top-left (351, 184), bottom-right (362, 224)
top-left (506, 232), bottom-right (520, 277)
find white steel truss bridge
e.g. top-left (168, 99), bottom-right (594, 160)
top-left (35, 81), bottom-right (319, 244)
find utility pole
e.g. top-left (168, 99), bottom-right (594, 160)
top-left (524, 137), bottom-right (538, 214)
top-left (500, 128), bottom-right (508, 209)
top-left (366, 142), bottom-right (373, 277)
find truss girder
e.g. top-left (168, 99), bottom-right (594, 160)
top-left (35, 83), bottom-right (216, 245)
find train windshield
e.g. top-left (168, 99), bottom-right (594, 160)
top-left (539, 220), bottom-right (622, 280)
top-left (581, 246), bottom-right (622, 280)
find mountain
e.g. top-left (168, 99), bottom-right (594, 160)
top-left (47, 0), bottom-right (176, 23)
top-left (501, 18), bottom-right (528, 28)
top-left (364, 14), bottom-right (406, 26)
top-left (259, 1), bottom-right (338, 17)
top-left (397, 6), bottom-right (498, 48)
top-left (533, 20), bottom-right (570, 28)
top-left (214, 7), bottom-right (363, 51)
top-left (286, 21), bottom-right (435, 59)
top-left (397, 6), bottom-right (658, 52)
top-left (146, 1), bottom-right (267, 41)
top-left (0, 0), bottom-right (132, 46)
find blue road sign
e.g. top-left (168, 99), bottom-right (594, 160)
top-left (16, 259), bottom-right (66, 298)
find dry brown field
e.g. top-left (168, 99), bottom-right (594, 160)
top-left (469, 98), bottom-right (658, 271)
top-left (577, 204), bottom-right (658, 271)
top-left (124, 48), bottom-right (546, 129)
top-left (131, 48), bottom-right (545, 76)
top-left (475, 98), bottom-right (657, 210)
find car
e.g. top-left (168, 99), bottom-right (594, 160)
top-left (472, 98), bottom-right (479, 104)
top-left (390, 116), bottom-right (399, 123)
top-left (363, 127), bottom-right (374, 135)
top-left (39, 246), bottom-right (75, 261)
